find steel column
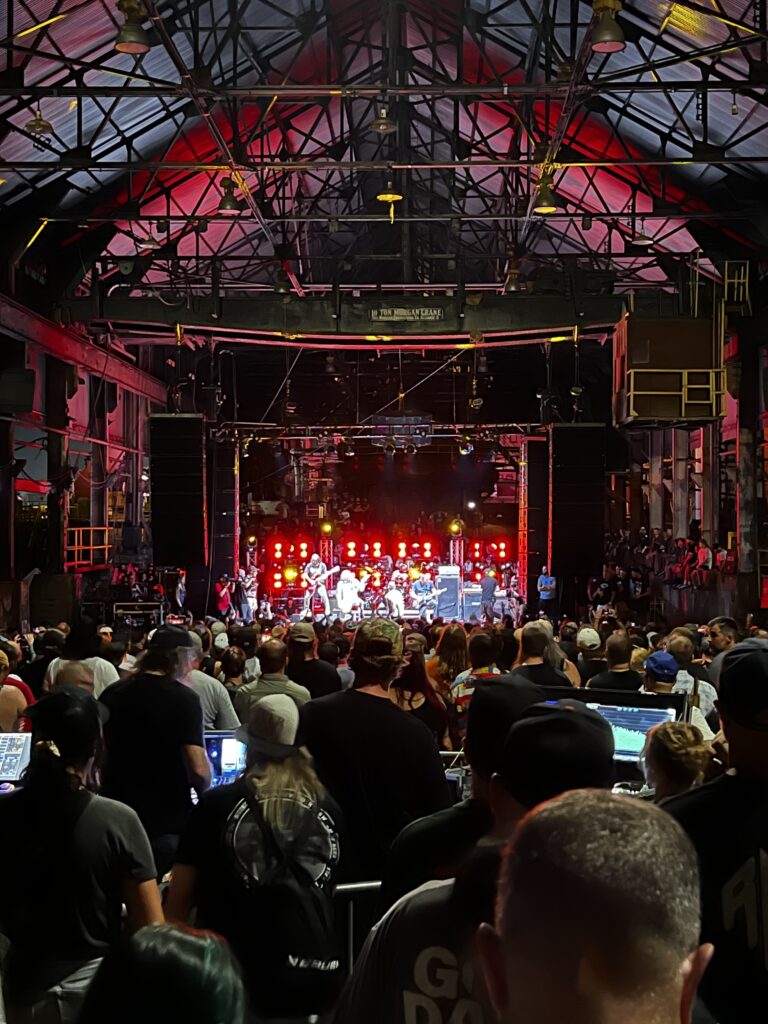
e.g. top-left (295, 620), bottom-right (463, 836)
top-left (648, 430), bottom-right (665, 532)
top-left (671, 428), bottom-right (690, 540)
top-left (0, 420), bottom-right (15, 579)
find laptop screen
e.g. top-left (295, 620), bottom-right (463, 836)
top-left (204, 732), bottom-right (247, 788)
top-left (588, 703), bottom-right (677, 762)
top-left (0, 734), bottom-right (32, 782)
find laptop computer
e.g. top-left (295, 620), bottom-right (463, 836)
top-left (586, 702), bottom-right (678, 762)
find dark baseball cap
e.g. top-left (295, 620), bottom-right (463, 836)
top-left (465, 678), bottom-right (545, 779)
top-left (498, 699), bottom-right (615, 809)
top-left (719, 638), bottom-right (768, 730)
top-left (25, 686), bottom-right (107, 759)
top-left (148, 624), bottom-right (195, 652)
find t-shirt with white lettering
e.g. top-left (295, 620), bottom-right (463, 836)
top-left (664, 772), bottom-right (768, 1024)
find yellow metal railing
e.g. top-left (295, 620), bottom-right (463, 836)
top-left (65, 526), bottom-right (115, 569)
top-left (626, 368), bottom-right (725, 421)
top-left (723, 260), bottom-right (751, 314)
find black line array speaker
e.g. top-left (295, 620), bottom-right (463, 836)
top-left (149, 414), bottom-right (207, 566)
top-left (549, 424), bottom-right (606, 580)
top-left (211, 440), bottom-right (240, 581)
top-left (518, 437), bottom-right (549, 606)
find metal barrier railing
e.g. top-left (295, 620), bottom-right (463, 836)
top-left (333, 881), bottom-right (382, 974)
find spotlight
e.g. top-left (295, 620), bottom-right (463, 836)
top-left (533, 175), bottom-right (559, 215)
top-left (25, 108), bottom-right (53, 136)
top-left (140, 471), bottom-right (149, 482)
top-left (591, 0), bottom-right (625, 53)
top-left (467, 500), bottom-right (477, 510)
top-left (115, 0), bottom-right (151, 54)
top-left (505, 269), bottom-right (521, 292)
top-left (247, 534), bottom-right (256, 544)
top-left (449, 518), bottom-right (464, 535)
top-left (218, 176), bottom-right (241, 215)
top-left (404, 443), bottom-right (417, 455)
top-left (458, 437), bottom-right (474, 455)
top-left (343, 443), bottom-right (355, 457)
top-left (274, 269), bottom-right (291, 295)
top-left (320, 521), bottom-right (333, 535)
top-left (370, 106), bottom-right (397, 135)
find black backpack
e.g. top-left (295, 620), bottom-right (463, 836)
top-left (233, 789), bottom-right (343, 1016)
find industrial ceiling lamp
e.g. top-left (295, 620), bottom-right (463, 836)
top-left (25, 108), bottom-right (53, 136)
top-left (274, 268), bottom-right (291, 294)
top-left (218, 176), bottom-right (241, 215)
top-left (633, 219), bottom-right (654, 246)
top-left (533, 173), bottom-right (559, 215)
top-left (591, 0), bottom-right (625, 54)
top-left (370, 105), bottom-right (397, 135)
top-left (376, 180), bottom-right (404, 224)
top-left (115, 0), bottom-right (151, 55)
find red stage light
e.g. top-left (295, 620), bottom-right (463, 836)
top-left (300, 580), bottom-right (307, 588)
top-left (412, 542), bottom-right (420, 549)
top-left (274, 580), bottom-right (283, 589)
top-left (474, 571), bottom-right (482, 581)
top-left (273, 572), bottom-right (281, 581)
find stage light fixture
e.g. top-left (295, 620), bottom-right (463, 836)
top-left (218, 176), bottom-right (241, 215)
top-left (284, 567), bottom-right (298, 582)
top-left (321, 521), bottom-right (333, 535)
top-left (404, 443), bottom-right (417, 455)
top-left (115, 0), bottom-right (151, 54)
top-left (247, 534), bottom-right (256, 544)
top-left (533, 175), bottom-right (559, 215)
top-left (591, 0), bottom-right (625, 53)
top-left (274, 269), bottom-right (291, 294)
top-left (25, 108), bottom-right (53, 136)
top-left (370, 106), bottom-right (397, 135)
top-left (384, 440), bottom-right (396, 454)
top-left (467, 500), bottom-right (477, 510)
top-left (458, 438), bottom-right (474, 455)
top-left (449, 518), bottom-right (463, 535)
top-left (343, 443), bottom-right (355, 457)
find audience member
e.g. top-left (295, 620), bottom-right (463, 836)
top-left (317, 640), bottom-right (341, 669)
top-left (478, 791), bottom-right (711, 1024)
top-left (450, 631), bottom-right (502, 740)
top-left (425, 624), bottom-right (470, 700)
top-left (286, 622), bottom-right (342, 698)
top-left (19, 628), bottom-right (65, 698)
top-left (666, 634), bottom-right (719, 724)
top-left (100, 625), bottom-right (210, 877)
top-left (706, 615), bottom-right (738, 688)
top-left (642, 721), bottom-right (712, 802)
top-left (575, 626), bottom-right (607, 684)
top-left (53, 659), bottom-right (96, 693)
top-left (44, 618), bottom-right (120, 697)
top-left (389, 645), bottom-right (450, 748)
top-left (77, 924), bottom-right (244, 1024)
top-left (231, 624), bottom-right (261, 682)
top-left (511, 622), bottom-right (571, 687)
top-left (167, 695), bottom-right (343, 1017)
top-left (301, 619), bottom-right (450, 878)
top-left (0, 649), bottom-right (27, 731)
top-left (384, 678), bottom-right (544, 905)
top-left (643, 651), bottom-right (714, 740)
top-left (184, 632), bottom-right (239, 731)
top-left (0, 689), bottom-right (162, 1021)
top-left (666, 638), bottom-right (768, 1023)
top-left (220, 646), bottom-right (246, 697)
top-left (336, 701), bottom-right (615, 1024)
top-left (334, 634), bottom-right (355, 688)
top-left (586, 634), bottom-right (644, 692)
top-left (234, 639), bottom-right (311, 722)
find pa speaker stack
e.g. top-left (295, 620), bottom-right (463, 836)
top-left (149, 415), bottom-right (208, 566)
top-left (437, 565), bottom-right (461, 619)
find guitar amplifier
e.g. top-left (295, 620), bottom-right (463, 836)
top-left (437, 567), bottom-right (461, 619)
top-left (462, 585), bottom-right (482, 620)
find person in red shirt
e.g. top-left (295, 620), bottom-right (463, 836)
top-left (214, 576), bottom-right (234, 620)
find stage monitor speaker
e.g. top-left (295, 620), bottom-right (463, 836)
top-left (549, 423), bottom-right (606, 581)
top-left (437, 570), bottom-right (461, 619)
top-left (462, 585), bottom-right (482, 620)
top-left (149, 414), bottom-right (207, 566)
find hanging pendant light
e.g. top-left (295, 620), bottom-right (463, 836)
top-left (25, 108), bottom-right (53, 136)
top-left (376, 180), bottom-right (404, 224)
top-left (115, 0), bottom-right (151, 54)
top-left (591, 0), bottom-right (625, 53)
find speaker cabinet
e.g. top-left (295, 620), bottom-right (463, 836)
top-left (437, 567), bottom-right (461, 619)
top-left (210, 440), bottom-right (240, 581)
top-left (149, 415), bottom-right (207, 566)
top-left (517, 436), bottom-right (549, 605)
top-left (462, 585), bottom-right (482, 620)
top-left (549, 424), bottom-right (606, 581)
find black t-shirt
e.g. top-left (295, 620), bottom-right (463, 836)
top-left (577, 655), bottom-right (608, 685)
top-left (687, 661), bottom-right (712, 684)
top-left (175, 777), bottom-right (342, 1015)
top-left (586, 669), bottom-right (644, 692)
top-left (511, 663), bottom-right (572, 688)
top-left (288, 658), bottom-right (342, 699)
top-left (665, 773), bottom-right (768, 1024)
top-left (480, 576), bottom-right (497, 602)
top-left (0, 788), bottom-right (154, 994)
top-left (559, 639), bottom-right (578, 664)
top-left (383, 798), bottom-right (493, 908)
top-left (405, 698), bottom-right (446, 743)
top-left (300, 690), bottom-right (451, 878)
top-left (100, 672), bottom-right (204, 837)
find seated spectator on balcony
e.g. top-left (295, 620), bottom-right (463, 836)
top-left (477, 791), bottom-right (711, 1024)
top-left (167, 695), bottom-right (343, 1018)
top-left (688, 539), bottom-right (714, 589)
top-left (77, 924), bottom-right (244, 1024)
top-left (0, 689), bottom-right (162, 1023)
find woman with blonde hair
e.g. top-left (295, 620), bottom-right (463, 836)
top-left (166, 694), bottom-right (343, 1018)
top-left (641, 720), bottom-right (713, 802)
top-left (425, 623), bottom-right (470, 699)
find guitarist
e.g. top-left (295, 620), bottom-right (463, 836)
top-left (411, 571), bottom-right (442, 624)
top-left (302, 553), bottom-right (334, 619)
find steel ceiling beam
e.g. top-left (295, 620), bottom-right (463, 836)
top-left (0, 294), bottom-right (167, 404)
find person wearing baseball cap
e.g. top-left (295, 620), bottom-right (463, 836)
top-left (167, 693), bottom-right (343, 1016)
top-left (335, 700), bottom-right (615, 1024)
top-left (100, 623), bottom-right (211, 877)
top-left (665, 637), bottom-right (768, 1024)
top-left (575, 626), bottom-right (608, 685)
top-left (301, 619), bottom-right (450, 878)
top-left (642, 650), bottom-right (714, 740)
top-left (0, 687), bottom-right (162, 1020)
top-left (285, 621), bottom-right (342, 698)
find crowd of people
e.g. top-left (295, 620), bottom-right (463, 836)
top-left (0, 602), bottom-right (765, 1024)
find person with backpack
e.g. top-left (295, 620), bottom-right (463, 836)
top-left (165, 693), bottom-right (344, 1019)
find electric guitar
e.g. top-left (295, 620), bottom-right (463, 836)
top-left (303, 565), bottom-right (341, 593)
